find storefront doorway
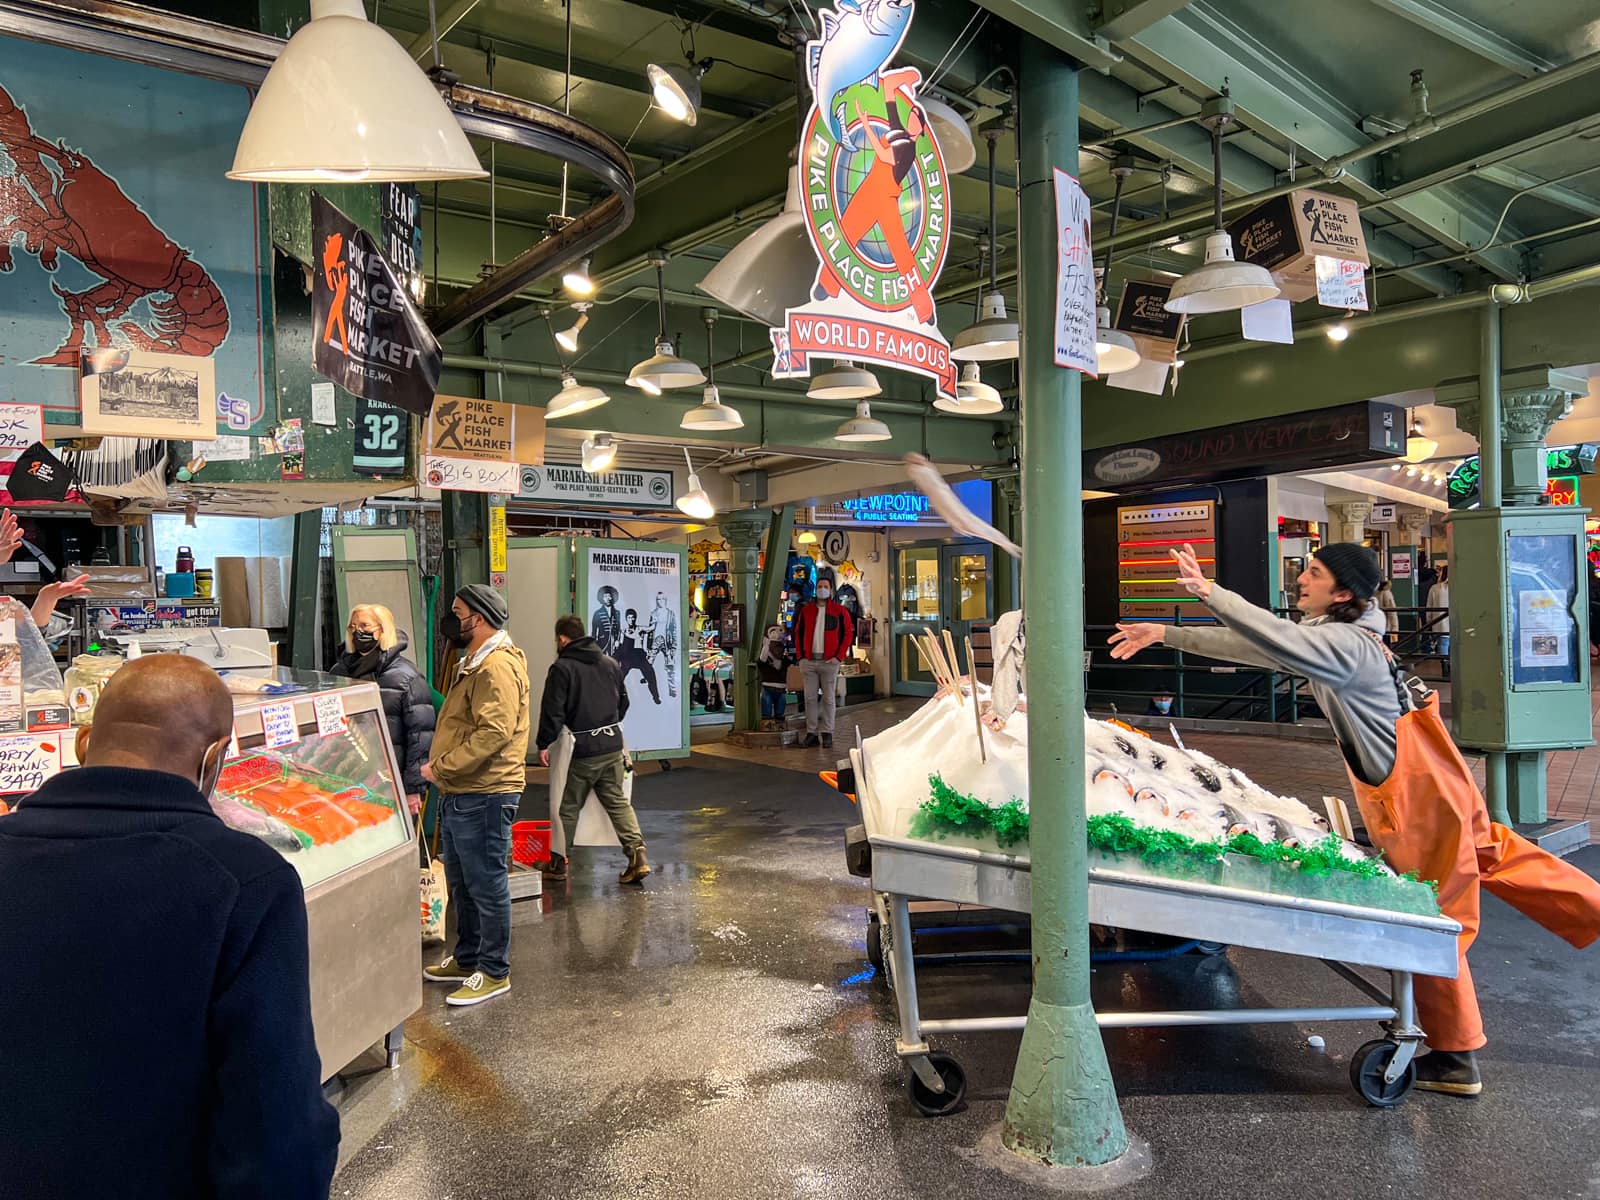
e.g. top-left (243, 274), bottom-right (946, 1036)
top-left (890, 539), bottom-right (994, 695)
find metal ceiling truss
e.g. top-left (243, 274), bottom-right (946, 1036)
top-left (1362, 0), bottom-right (1555, 78)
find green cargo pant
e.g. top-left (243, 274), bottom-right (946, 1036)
top-left (560, 751), bottom-right (645, 856)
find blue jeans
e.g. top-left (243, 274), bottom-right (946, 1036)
top-left (440, 792), bottom-right (518, 980)
top-left (760, 687), bottom-right (787, 721)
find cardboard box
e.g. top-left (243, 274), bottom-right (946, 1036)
top-left (1226, 189), bottom-right (1369, 302)
top-left (1113, 280), bottom-right (1184, 366)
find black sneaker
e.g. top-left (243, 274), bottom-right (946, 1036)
top-left (800, 734), bottom-right (820, 748)
top-left (1414, 1049), bottom-right (1482, 1096)
top-left (541, 853), bottom-right (569, 882)
top-left (821, 733), bottom-right (833, 748)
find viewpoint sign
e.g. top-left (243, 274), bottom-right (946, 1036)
top-left (769, 0), bottom-right (957, 403)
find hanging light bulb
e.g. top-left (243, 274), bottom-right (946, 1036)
top-left (647, 59), bottom-right (710, 125)
top-left (555, 305), bottom-right (590, 353)
top-left (934, 363), bottom-right (1003, 414)
top-left (834, 399), bottom-right (892, 442)
top-left (953, 131), bottom-right (1019, 362)
top-left (629, 254), bottom-right (706, 392)
top-left (546, 372), bottom-right (610, 419)
top-left (797, 530), bottom-right (819, 544)
top-left (808, 362), bottom-right (881, 400)
top-left (676, 446), bottom-right (716, 519)
top-left (581, 434), bottom-right (618, 474)
top-left (562, 258), bottom-right (596, 298)
top-left (1403, 412), bottom-right (1438, 463)
top-left (1326, 322), bottom-right (1350, 343)
top-left (229, 0), bottom-right (485, 182)
top-left (1165, 110), bottom-right (1280, 314)
top-left (682, 309), bottom-right (743, 430)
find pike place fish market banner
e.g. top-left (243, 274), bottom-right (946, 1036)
top-left (1086, 401), bottom-right (1406, 491)
top-left (769, 0), bottom-right (956, 403)
top-left (312, 194), bottom-right (441, 418)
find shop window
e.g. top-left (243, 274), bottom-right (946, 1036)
top-left (151, 513), bottom-right (294, 573)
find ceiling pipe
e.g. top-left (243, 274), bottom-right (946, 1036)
top-left (1099, 49), bottom-right (1600, 255)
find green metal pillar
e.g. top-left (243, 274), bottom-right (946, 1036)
top-left (442, 493), bottom-right (489, 600)
top-left (287, 508), bottom-right (323, 671)
top-left (722, 509), bottom-right (774, 733)
top-left (1002, 38), bottom-right (1129, 1168)
top-left (1478, 304), bottom-right (1510, 826)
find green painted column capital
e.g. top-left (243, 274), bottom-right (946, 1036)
top-left (1437, 366), bottom-right (1585, 504)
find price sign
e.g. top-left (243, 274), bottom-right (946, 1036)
top-left (0, 733), bottom-right (62, 794)
top-left (261, 701), bottom-right (301, 749)
top-left (0, 404), bottom-right (44, 451)
top-left (314, 693), bottom-right (348, 738)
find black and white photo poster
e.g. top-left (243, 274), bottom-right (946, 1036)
top-left (584, 545), bottom-right (685, 755)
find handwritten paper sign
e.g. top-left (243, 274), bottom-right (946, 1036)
top-left (314, 692), bottom-right (348, 738)
top-left (1052, 169), bottom-right (1099, 376)
top-left (261, 701), bottom-right (301, 749)
top-left (1315, 255), bottom-right (1369, 310)
top-left (0, 404), bottom-right (43, 451)
top-left (311, 381), bottom-right (337, 427)
top-left (424, 455), bottom-right (519, 494)
top-left (192, 435), bottom-right (253, 463)
top-left (0, 733), bottom-right (61, 794)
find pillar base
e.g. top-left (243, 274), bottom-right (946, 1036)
top-left (1507, 751), bottom-right (1548, 824)
top-left (1002, 997), bottom-right (1128, 1168)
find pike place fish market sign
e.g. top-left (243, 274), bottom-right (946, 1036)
top-left (1086, 401), bottom-right (1406, 491)
top-left (769, 0), bottom-right (957, 403)
top-left (518, 465), bottom-right (675, 510)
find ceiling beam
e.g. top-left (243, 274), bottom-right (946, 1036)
top-left (405, 0), bottom-right (482, 58)
top-left (1093, 0), bottom-right (1194, 41)
top-left (1475, 165), bottom-right (1600, 221)
top-left (1363, 0), bottom-right (1555, 78)
top-left (970, 0), bottom-right (1121, 72)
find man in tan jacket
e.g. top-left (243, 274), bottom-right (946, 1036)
top-left (421, 584), bottom-right (530, 1007)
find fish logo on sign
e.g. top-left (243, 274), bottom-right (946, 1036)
top-left (771, 0), bottom-right (957, 404)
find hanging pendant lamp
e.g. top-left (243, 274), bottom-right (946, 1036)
top-left (229, 0), bottom-right (485, 182)
top-left (682, 310), bottom-right (744, 431)
top-left (952, 130), bottom-right (1018, 362)
top-left (934, 362), bottom-right (1004, 414)
top-left (1094, 160), bottom-right (1142, 375)
top-left (834, 399), bottom-right (892, 442)
top-left (676, 446), bottom-right (716, 519)
top-left (546, 372), bottom-right (610, 419)
top-left (629, 254), bottom-right (706, 393)
top-left (1164, 108), bottom-right (1280, 315)
top-left (808, 362), bottom-right (882, 401)
top-left (1403, 412), bottom-right (1438, 463)
top-left (582, 434), bottom-right (618, 474)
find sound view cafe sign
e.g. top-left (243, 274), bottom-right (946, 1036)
top-left (517, 464), bottom-right (675, 510)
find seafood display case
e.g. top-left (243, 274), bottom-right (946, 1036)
top-left (219, 676), bottom-right (421, 1081)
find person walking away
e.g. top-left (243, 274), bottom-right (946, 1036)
top-left (646, 590), bottom-right (680, 700)
top-left (1426, 566), bottom-right (1451, 657)
top-left (422, 585), bottom-right (530, 1008)
top-left (535, 614), bottom-right (650, 885)
top-left (1376, 579), bottom-right (1399, 644)
top-left (615, 608), bottom-right (662, 704)
top-left (794, 572), bottom-right (854, 748)
top-left (1110, 542), bottom-right (1600, 1096)
top-left (0, 655), bottom-right (339, 1199)
top-left (332, 603), bottom-right (435, 816)
top-left (756, 623), bottom-right (793, 730)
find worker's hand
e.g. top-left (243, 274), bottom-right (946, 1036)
top-left (405, 793), bottom-right (422, 816)
top-left (0, 510), bottom-right (21, 566)
top-left (539, 748), bottom-right (551, 767)
top-left (1108, 622), bottom-right (1166, 660)
top-left (420, 763), bottom-right (436, 785)
top-left (1169, 543), bottom-right (1214, 600)
top-left (37, 574), bottom-right (91, 608)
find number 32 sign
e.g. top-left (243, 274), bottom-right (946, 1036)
top-left (353, 397), bottom-right (411, 477)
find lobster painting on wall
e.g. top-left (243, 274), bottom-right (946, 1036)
top-left (0, 35), bottom-right (264, 428)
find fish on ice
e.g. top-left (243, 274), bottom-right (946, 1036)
top-left (807, 0), bottom-right (915, 144)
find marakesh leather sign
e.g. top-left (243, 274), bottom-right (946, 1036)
top-left (311, 193), bottom-right (440, 418)
top-left (1086, 401), bottom-right (1406, 491)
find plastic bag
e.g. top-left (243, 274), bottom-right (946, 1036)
top-left (0, 596), bottom-right (67, 733)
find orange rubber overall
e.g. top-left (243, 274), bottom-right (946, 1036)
top-left (1348, 692), bottom-right (1600, 1051)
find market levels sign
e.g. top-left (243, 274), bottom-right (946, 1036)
top-left (1446, 443), bottom-right (1597, 509)
top-left (768, 0), bottom-right (956, 403)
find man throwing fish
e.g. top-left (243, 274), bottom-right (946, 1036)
top-left (1110, 541), bottom-right (1600, 1097)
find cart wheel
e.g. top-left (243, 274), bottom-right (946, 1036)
top-left (1350, 1039), bottom-right (1416, 1108)
top-left (866, 916), bottom-right (884, 972)
top-left (1194, 941), bottom-right (1227, 956)
top-left (907, 1052), bottom-right (967, 1117)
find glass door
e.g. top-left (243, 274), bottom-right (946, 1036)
top-left (942, 544), bottom-right (993, 672)
top-left (891, 544), bottom-right (941, 694)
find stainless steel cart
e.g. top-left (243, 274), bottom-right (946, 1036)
top-left (845, 745), bottom-right (1463, 1115)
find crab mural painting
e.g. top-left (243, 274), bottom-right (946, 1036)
top-left (0, 36), bottom-right (264, 428)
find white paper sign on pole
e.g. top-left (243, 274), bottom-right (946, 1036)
top-left (423, 455), bottom-right (518, 494)
top-left (1315, 255), bottom-right (1369, 310)
top-left (1052, 168), bottom-right (1099, 375)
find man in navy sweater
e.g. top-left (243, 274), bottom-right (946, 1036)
top-left (0, 655), bottom-right (339, 1199)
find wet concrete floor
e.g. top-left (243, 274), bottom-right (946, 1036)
top-left (331, 752), bottom-right (1600, 1199)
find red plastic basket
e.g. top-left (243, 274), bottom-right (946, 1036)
top-left (511, 819), bottom-right (552, 866)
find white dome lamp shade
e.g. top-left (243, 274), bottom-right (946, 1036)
top-left (581, 434), bottom-right (618, 474)
top-left (834, 399), bottom-right (892, 443)
top-left (555, 304), bottom-right (590, 353)
top-left (920, 94), bottom-right (976, 175)
top-left (546, 372), bottom-right (610, 419)
top-left (952, 129), bottom-right (1019, 363)
top-left (229, 0), bottom-right (485, 182)
top-left (1402, 412), bottom-right (1438, 464)
top-left (808, 362), bottom-right (881, 401)
top-left (698, 165), bottom-right (815, 327)
top-left (648, 60), bottom-right (709, 126)
top-left (682, 311), bottom-right (744, 430)
top-left (934, 363), bottom-right (1004, 414)
top-left (676, 447), bottom-right (716, 520)
top-left (1165, 113), bottom-right (1279, 315)
top-left (629, 255), bottom-right (707, 393)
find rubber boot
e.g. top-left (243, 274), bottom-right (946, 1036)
top-left (1414, 1049), bottom-right (1482, 1096)
top-left (541, 852), bottom-right (568, 882)
top-left (619, 846), bottom-right (652, 885)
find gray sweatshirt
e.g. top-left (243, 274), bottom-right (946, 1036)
top-left (1163, 586), bottom-right (1401, 786)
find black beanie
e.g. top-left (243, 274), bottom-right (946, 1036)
top-left (1313, 543), bottom-right (1381, 601)
top-left (457, 583), bottom-right (510, 628)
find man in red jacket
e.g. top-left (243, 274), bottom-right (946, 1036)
top-left (793, 571), bottom-right (854, 748)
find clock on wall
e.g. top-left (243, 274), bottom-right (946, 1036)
top-left (822, 529), bottom-right (850, 565)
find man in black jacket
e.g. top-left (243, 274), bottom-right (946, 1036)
top-left (0, 655), bottom-right (339, 1200)
top-left (536, 614), bottom-right (650, 884)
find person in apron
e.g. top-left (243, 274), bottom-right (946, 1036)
top-left (1111, 542), bottom-right (1600, 1096)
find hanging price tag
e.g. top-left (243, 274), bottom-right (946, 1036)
top-left (261, 701), bottom-right (301, 749)
top-left (314, 692), bottom-right (349, 737)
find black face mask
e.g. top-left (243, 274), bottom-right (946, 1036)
top-left (440, 611), bottom-right (474, 649)
top-left (351, 630), bottom-right (379, 654)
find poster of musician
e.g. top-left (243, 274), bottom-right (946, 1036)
top-left (581, 543), bottom-right (687, 757)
